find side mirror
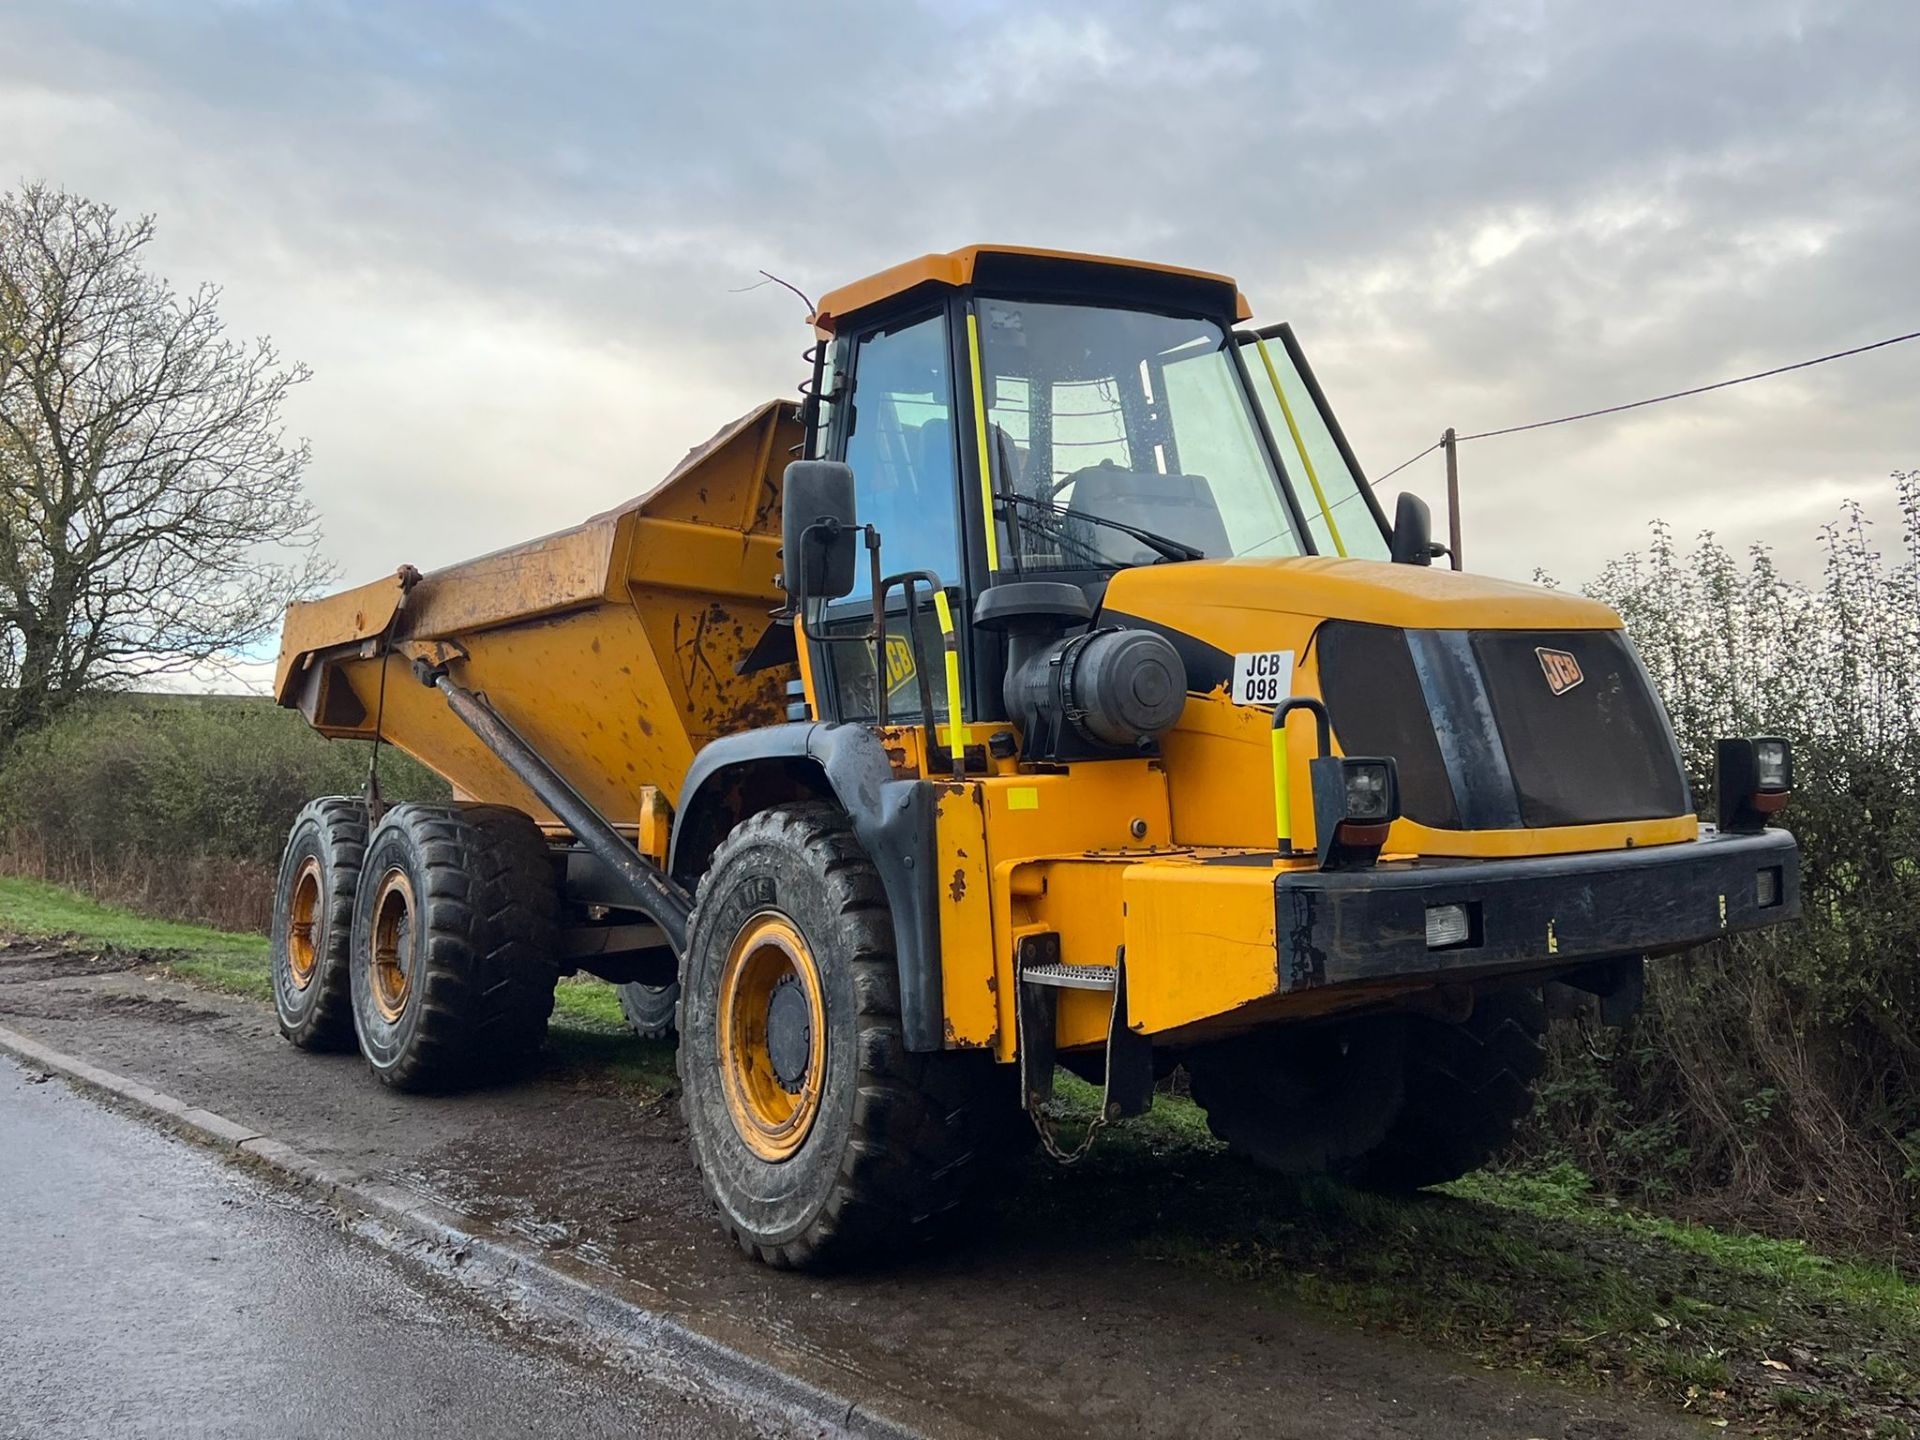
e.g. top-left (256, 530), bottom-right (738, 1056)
top-left (1390, 491), bottom-right (1446, 567)
top-left (781, 461), bottom-right (859, 602)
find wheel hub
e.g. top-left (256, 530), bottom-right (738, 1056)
top-left (715, 912), bottom-right (827, 1162)
top-left (765, 974), bottom-right (811, 1094)
top-left (286, 857), bottom-right (323, 990)
top-left (369, 868), bottom-right (416, 1023)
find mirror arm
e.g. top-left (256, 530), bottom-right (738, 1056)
top-left (878, 569), bottom-right (947, 770)
top-left (792, 523), bottom-right (895, 724)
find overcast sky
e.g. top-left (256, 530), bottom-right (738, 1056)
top-left (5, 0), bottom-right (1916, 667)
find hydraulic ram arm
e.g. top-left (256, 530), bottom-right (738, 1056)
top-left (415, 658), bottom-right (694, 955)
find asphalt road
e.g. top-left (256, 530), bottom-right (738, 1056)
top-left (0, 1057), bottom-right (752, 1440)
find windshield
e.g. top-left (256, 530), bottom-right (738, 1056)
top-left (974, 299), bottom-right (1304, 571)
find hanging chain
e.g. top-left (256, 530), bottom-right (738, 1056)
top-left (1027, 1098), bottom-right (1108, 1165)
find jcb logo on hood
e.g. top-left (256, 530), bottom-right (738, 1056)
top-left (1536, 647), bottom-right (1584, 696)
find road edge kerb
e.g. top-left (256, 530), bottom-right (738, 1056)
top-left (0, 1023), bottom-right (928, 1440)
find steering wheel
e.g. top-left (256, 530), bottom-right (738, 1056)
top-left (1043, 457), bottom-right (1123, 502)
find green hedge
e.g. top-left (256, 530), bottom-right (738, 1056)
top-left (1521, 472), bottom-right (1920, 1249)
top-left (0, 693), bottom-right (446, 929)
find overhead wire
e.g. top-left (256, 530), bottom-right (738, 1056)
top-left (1361, 326), bottom-right (1920, 492)
top-left (1455, 328), bottom-right (1920, 442)
top-left (1371, 438), bottom-right (1443, 486)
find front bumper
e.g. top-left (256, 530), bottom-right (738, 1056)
top-left (1276, 827), bottom-right (1800, 992)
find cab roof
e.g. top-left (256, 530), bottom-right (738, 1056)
top-left (810, 244), bottom-right (1253, 335)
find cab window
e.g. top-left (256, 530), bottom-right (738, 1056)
top-left (974, 299), bottom-right (1303, 569)
top-left (1243, 330), bottom-right (1391, 561)
top-left (840, 312), bottom-right (962, 595)
top-left (820, 311), bottom-right (962, 723)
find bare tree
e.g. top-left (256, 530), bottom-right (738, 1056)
top-left (0, 182), bottom-right (327, 746)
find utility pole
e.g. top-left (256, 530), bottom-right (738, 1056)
top-left (1441, 427), bottom-right (1462, 571)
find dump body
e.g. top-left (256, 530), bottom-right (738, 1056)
top-left (274, 402), bottom-right (803, 826)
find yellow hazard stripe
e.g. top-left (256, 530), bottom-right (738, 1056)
top-left (1271, 723), bottom-right (1292, 850)
top-left (932, 588), bottom-right (967, 759)
top-left (966, 311), bottom-right (1001, 572)
top-left (1255, 338), bottom-right (1345, 558)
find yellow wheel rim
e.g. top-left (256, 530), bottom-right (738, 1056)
top-left (286, 857), bottom-right (323, 990)
top-left (717, 912), bottom-right (827, 1162)
top-left (369, 868), bottom-right (416, 1024)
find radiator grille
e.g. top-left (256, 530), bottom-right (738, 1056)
top-left (1316, 622), bottom-right (1459, 829)
top-left (1316, 622), bottom-right (1687, 831)
top-left (1472, 629), bottom-right (1689, 827)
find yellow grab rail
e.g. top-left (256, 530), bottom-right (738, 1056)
top-left (932, 589), bottom-right (967, 779)
top-left (1271, 696), bottom-right (1331, 853)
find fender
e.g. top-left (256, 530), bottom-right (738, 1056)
top-left (670, 723), bottom-right (945, 1053)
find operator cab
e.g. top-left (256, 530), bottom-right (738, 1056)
top-left (787, 245), bottom-right (1395, 748)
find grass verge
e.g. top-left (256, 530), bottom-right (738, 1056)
top-left (0, 873), bottom-right (272, 994)
top-left (1034, 1074), bottom-right (1920, 1438)
top-left (0, 873), bottom-right (674, 1094)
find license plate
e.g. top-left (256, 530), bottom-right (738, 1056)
top-left (1231, 649), bottom-right (1294, 706)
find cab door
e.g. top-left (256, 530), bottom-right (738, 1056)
top-left (812, 309), bottom-right (968, 729)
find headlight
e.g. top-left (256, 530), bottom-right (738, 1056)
top-left (1714, 735), bottom-right (1793, 833)
top-left (1342, 761), bottom-right (1395, 822)
top-left (1309, 754), bottom-right (1401, 871)
top-left (1753, 738), bottom-right (1791, 791)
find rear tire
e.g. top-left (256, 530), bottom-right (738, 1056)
top-left (679, 802), bottom-right (1021, 1270)
top-left (1348, 988), bottom-right (1547, 1190)
top-left (349, 803), bottom-right (561, 1091)
top-left (617, 981), bottom-right (679, 1041)
top-left (270, 797), bottom-right (367, 1051)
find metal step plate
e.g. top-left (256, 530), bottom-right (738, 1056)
top-left (1020, 961), bottom-right (1118, 992)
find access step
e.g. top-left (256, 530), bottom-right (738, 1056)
top-left (1020, 961), bottom-right (1118, 991)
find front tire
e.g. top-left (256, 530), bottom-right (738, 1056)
top-left (1347, 989), bottom-right (1547, 1190)
top-left (270, 798), bottom-right (367, 1050)
top-left (348, 803), bottom-right (561, 1091)
top-left (1186, 991), bottom-right (1548, 1191)
top-left (679, 802), bottom-right (1019, 1270)
top-left (1186, 1014), bottom-right (1408, 1176)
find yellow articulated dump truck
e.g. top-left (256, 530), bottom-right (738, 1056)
top-left (274, 245), bottom-right (1801, 1268)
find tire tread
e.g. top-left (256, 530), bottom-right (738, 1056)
top-left (272, 796), bottom-right (368, 1050)
top-left (680, 802), bottom-right (1024, 1270)
top-left (353, 802), bottom-right (560, 1091)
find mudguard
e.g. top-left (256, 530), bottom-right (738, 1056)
top-left (669, 724), bottom-right (944, 1052)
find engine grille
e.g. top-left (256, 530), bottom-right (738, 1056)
top-left (1316, 622), bottom-right (1688, 831)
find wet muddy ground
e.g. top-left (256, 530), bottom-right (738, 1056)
top-left (0, 938), bottom-right (1715, 1439)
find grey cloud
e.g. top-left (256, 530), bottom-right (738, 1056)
top-left (2, 0), bottom-right (1914, 595)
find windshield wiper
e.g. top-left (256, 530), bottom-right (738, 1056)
top-left (996, 491), bottom-right (1203, 565)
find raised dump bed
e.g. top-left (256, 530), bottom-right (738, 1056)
top-left (274, 401), bottom-right (802, 825)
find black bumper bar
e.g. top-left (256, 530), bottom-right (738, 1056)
top-left (1275, 828), bottom-right (1799, 992)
